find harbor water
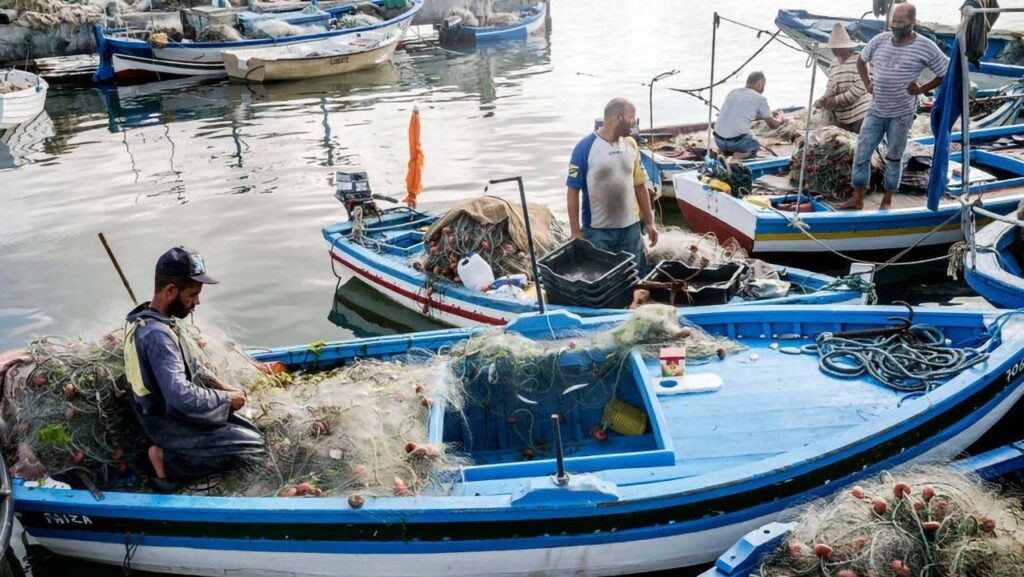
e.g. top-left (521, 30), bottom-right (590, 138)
top-left (2, 0), bottom-right (1024, 575)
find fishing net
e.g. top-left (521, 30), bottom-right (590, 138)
top-left (0, 305), bottom-right (743, 498)
top-left (648, 227), bottom-right (748, 266)
top-left (443, 304), bottom-right (744, 460)
top-left (418, 197), bottom-right (566, 283)
top-left (789, 126), bottom-right (858, 202)
top-left (218, 356), bottom-right (467, 498)
top-left (757, 467), bottom-right (1024, 577)
top-left (1, 332), bottom-right (139, 486)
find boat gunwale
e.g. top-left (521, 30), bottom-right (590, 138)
top-left (13, 306), bottom-right (1024, 524)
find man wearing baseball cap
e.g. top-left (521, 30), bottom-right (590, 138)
top-left (122, 247), bottom-right (265, 493)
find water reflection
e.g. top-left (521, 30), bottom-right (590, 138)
top-left (328, 277), bottom-right (449, 337)
top-left (0, 111), bottom-right (54, 169)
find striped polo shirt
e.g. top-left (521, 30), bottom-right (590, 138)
top-left (862, 31), bottom-right (949, 118)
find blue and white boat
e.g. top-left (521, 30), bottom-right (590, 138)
top-left (965, 212), bottom-right (1024, 309)
top-left (437, 1), bottom-right (546, 47)
top-left (640, 82), bottom-right (1024, 199)
top-left (324, 203), bottom-right (865, 328)
top-left (92, 0), bottom-right (421, 83)
top-left (697, 439), bottom-right (1024, 577)
top-left (776, 9), bottom-right (1024, 90)
top-left (12, 305), bottom-right (1024, 576)
top-left (673, 123), bottom-right (1024, 260)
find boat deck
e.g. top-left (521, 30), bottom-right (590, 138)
top-left (450, 334), bottom-right (915, 495)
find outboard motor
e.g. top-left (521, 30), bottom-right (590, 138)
top-left (334, 169), bottom-right (381, 220)
top-left (438, 14), bottom-right (464, 48)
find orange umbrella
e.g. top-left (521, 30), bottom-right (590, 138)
top-left (404, 106), bottom-right (423, 208)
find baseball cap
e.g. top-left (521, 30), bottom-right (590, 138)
top-left (155, 247), bottom-right (219, 285)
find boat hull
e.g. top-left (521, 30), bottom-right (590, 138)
top-left (0, 70), bottom-right (48, 127)
top-left (93, 0), bottom-right (420, 83)
top-left (441, 1), bottom-right (547, 46)
top-left (15, 306), bottom-right (1024, 576)
top-left (223, 36), bottom-right (399, 82)
top-left (965, 219), bottom-right (1024, 308)
top-left (324, 213), bottom-right (861, 329)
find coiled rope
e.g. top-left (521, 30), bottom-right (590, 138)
top-left (805, 325), bottom-right (989, 392)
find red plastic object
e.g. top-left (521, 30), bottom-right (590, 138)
top-left (776, 201), bottom-right (814, 213)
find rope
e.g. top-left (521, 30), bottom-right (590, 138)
top-left (806, 325), bottom-right (989, 392)
top-left (814, 274), bottom-right (878, 304)
top-left (768, 203), bottom-right (967, 271)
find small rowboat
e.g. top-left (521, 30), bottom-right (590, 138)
top-left (964, 212), bottom-right (1024, 309)
top-left (12, 305), bottom-right (1024, 576)
top-left (438, 1), bottom-right (547, 47)
top-left (223, 32), bottom-right (400, 82)
top-left (92, 0), bottom-right (420, 83)
top-left (324, 205), bottom-right (866, 329)
top-left (0, 69), bottom-right (48, 127)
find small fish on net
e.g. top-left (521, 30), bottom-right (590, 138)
top-left (757, 466), bottom-right (1024, 577)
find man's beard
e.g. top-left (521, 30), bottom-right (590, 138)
top-left (168, 296), bottom-right (193, 319)
top-left (892, 25), bottom-right (912, 40)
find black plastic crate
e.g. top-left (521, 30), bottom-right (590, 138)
top-left (539, 239), bottom-right (637, 291)
top-left (546, 273), bottom-right (638, 308)
top-left (639, 260), bottom-right (746, 307)
top-left (543, 263), bottom-right (638, 300)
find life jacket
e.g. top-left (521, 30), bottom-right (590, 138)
top-left (123, 314), bottom-right (196, 399)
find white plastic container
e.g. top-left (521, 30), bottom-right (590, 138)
top-left (457, 253), bottom-right (495, 291)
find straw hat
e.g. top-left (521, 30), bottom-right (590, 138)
top-left (827, 22), bottom-right (857, 50)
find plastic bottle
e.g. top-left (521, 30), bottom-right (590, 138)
top-left (457, 253), bottom-right (495, 291)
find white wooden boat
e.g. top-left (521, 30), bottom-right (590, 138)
top-left (223, 31), bottom-right (400, 82)
top-left (0, 69), bottom-right (47, 127)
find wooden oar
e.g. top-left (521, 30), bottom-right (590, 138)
top-left (98, 232), bottom-right (138, 305)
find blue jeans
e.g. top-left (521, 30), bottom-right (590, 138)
top-left (583, 221), bottom-right (649, 276)
top-left (851, 110), bottom-right (915, 192)
top-left (714, 132), bottom-right (761, 154)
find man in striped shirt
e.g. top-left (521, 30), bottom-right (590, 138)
top-left (840, 3), bottom-right (949, 210)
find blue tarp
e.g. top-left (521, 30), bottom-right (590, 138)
top-left (927, 37), bottom-right (965, 212)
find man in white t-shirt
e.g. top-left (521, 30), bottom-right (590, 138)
top-left (566, 98), bottom-right (658, 274)
top-left (713, 72), bottom-right (788, 160)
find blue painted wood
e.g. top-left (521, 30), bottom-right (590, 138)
top-left (12, 305), bottom-right (1024, 570)
top-left (965, 219), bottom-right (1024, 308)
top-left (699, 438), bottom-right (1024, 577)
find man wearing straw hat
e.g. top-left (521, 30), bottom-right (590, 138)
top-left (814, 23), bottom-right (872, 134)
top-left (840, 3), bottom-right (948, 210)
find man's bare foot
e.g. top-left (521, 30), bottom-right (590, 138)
top-left (837, 188), bottom-right (865, 210)
top-left (148, 445), bottom-right (166, 478)
top-left (878, 192), bottom-right (893, 210)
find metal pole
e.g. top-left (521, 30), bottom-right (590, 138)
top-left (705, 13), bottom-right (719, 164)
top-left (551, 414), bottom-right (569, 485)
top-left (957, 13), bottom-right (976, 268)
top-left (488, 177), bottom-right (546, 314)
top-left (795, 44), bottom-right (819, 213)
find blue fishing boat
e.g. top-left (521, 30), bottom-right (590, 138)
top-left (640, 83), bottom-right (1024, 199)
top-left (323, 193), bottom-right (866, 328)
top-left (673, 123), bottom-right (1024, 261)
top-left (437, 1), bottom-right (547, 47)
top-left (11, 304), bottom-right (1024, 575)
top-left (965, 212), bottom-right (1024, 309)
top-left (92, 0), bottom-right (421, 83)
top-left (697, 440), bottom-right (1024, 577)
top-left (776, 9), bottom-right (1024, 90)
